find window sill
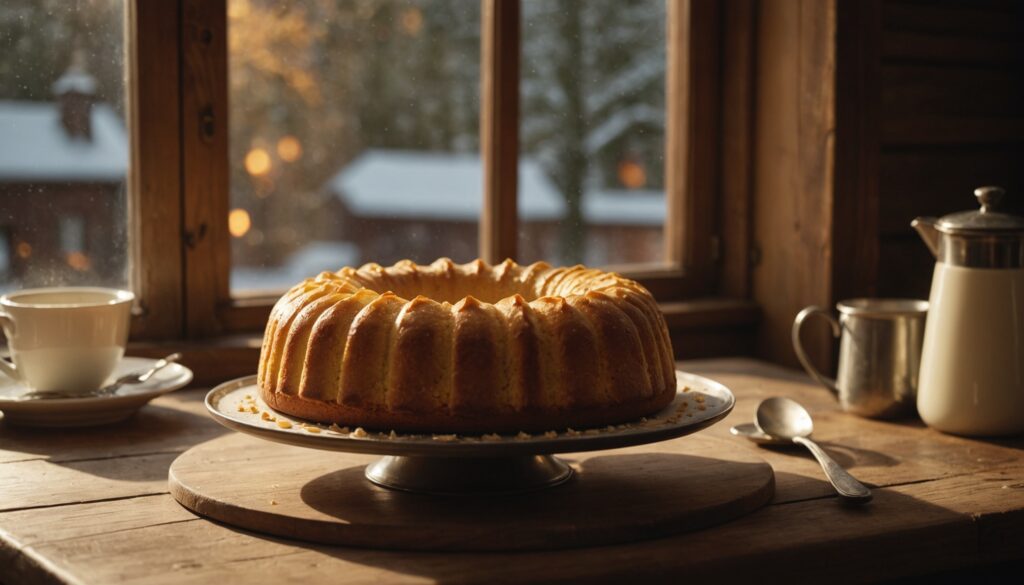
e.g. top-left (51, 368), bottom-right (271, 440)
top-left (128, 298), bottom-right (760, 387)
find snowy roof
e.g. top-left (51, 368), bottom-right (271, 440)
top-left (327, 149), bottom-right (664, 226)
top-left (231, 241), bottom-right (361, 292)
top-left (52, 69), bottom-right (98, 96)
top-left (326, 150), bottom-right (566, 221)
top-left (584, 189), bottom-right (665, 226)
top-left (0, 101), bottom-right (128, 182)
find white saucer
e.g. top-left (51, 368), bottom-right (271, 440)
top-left (0, 356), bottom-right (193, 427)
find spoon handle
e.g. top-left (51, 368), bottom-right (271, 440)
top-left (793, 436), bottom-right (872, 503)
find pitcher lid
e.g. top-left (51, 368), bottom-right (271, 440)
top-left (936, 187), bottom-right (1024, 234)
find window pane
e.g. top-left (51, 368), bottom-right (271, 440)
top-left (520, 0), bottom-right (666, 267)
top-left (0, 1), bottom-right (130, 292)
top-left (229, 0), bottom-right (481, 292)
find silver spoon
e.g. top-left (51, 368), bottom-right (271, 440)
top-left (752, 397), bottom-right (872, 504)
top-left (21, 353), bottom-right (182, 400)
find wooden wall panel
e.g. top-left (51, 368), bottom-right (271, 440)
top-left (751, 0), bottom-right (836, 368)
top-left (874, 0), bottom-right (1024, 299)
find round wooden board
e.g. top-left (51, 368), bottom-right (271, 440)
top-left (169, 432), bottom-right (774, 552)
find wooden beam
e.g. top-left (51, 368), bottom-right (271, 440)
top-left (719, 0), bottom-right (756, 298)
top-left (127, 0), bottom-right (184, 340)
top-left (181, 0), bottom-right (229, 337)
top-left (833, 0), bottom-right (881, 300)
top-left (751, 0), bottom-right (837, 369)
top-left (664, 0), bottom-right (690, 270)
top-left (480, 0), bottom-right (520, 264)
top-left (666, 0), bottom-right (720, 296)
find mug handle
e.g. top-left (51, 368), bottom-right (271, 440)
top-left (792, 306), bottom-right (840, 394)
top-left (0, 311), bottom-right (21, 381)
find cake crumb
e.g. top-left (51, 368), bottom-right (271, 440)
top-left (328, 424), bottom-right (350, 434)
top-left (244, 394), bottom-right (253, 400)
top-left (584, 429), bottom-right (600, 435)
top-left (682, 386), bottom-right (692, 393)
top-left (543, 430), bottom-right (558, 439)
top-left (565, 428), bottom-right (580, 437)
top-left (694, 394), bottom-right (705, 403)
top-left (515, 431), bottom-right (532, 440)
top-left (388, 430), bottom-right (399, 439)
top-left (351, 427), bottom-right (368, 438)
top-left (303, 425), bottom-right (322, 433)
top-left (433, 434), bottom-right (458, 442)
top-left (697, 404), bottom-right (707, 411)
top-left (276, 420), bottom-right (293, 429)
top-left (482, 433), bottom-right (502, 441)
top-left (686, 413), bottom-right (693, 417)
top-left (270, 500), bottom-right (278, 506)
top-left (248, 405), bottom-right (259, 414)
top-left (260, 411), bottom-right (276, 422)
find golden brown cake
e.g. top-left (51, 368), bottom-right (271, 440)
top-left (258, 258), bottom-right (676, 433)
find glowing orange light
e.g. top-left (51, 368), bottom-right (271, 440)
top-left (617, 159), bottom-right (647, 190)
top-left (276, 136), bottom-right (303, 162)
top-left (400, 7), bottom-right (424, 36)
top-left (228, 0), bottom-right (251, 19)
top-left (245, 148), bottom-right (272, 176)
top-left (15, 242), bottom-right (31, 259)
top-left (229, 208), bottom-right (252, 238)
top-left (66, 251), bottom-right (91, 271)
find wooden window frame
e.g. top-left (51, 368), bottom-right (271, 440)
top-left (127, 0), bottom-right (751, 344)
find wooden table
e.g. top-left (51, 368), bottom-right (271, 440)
top-left (2, 359), bottom-right (1023, 584)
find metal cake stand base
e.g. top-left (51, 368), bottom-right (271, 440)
top-left (364, 454), bottom-right (573, 494)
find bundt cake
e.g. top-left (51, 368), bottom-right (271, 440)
top-left (258, 258), bottom-right (676, 433)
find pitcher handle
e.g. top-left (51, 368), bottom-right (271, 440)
top-left (792, 306), bottom-right (840, 394)
top-left (0, 312), bottom-right (21, 381)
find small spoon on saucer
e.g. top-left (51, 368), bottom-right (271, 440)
top-left (20, 353), bottom-right (182, 401)
top-left (744, 397), bottom-right (872, 504)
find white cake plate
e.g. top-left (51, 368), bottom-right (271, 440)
top-left (206, 370), bottom-right (734, 494)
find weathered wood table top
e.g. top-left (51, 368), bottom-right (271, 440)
top-left (2, 358), bottom-right (1022, 584)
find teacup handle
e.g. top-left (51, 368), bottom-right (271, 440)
top-left (792, 306), bottom-right (840, 394)
top-left (0, 311), bottom-right (21, 381)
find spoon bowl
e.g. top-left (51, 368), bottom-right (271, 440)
top-left (755, 396), bottom-right (815, 439)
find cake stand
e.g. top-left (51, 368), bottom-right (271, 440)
top-left (201, 371), bottom-right (734, 495)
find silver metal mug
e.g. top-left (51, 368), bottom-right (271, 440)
top-left (792, 299), bottom-right (929, 419)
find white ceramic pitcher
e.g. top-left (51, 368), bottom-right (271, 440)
top-left (912, 186), bottom-right (1024, 436)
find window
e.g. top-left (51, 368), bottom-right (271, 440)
top-left (2, 0), bottom-right (728, 341)
top-left (519, 0), bottom-right (667, 267)
top-left (0, 0), bottom-right (129, 293)
top-left (228, 0), bottom-right (483, 293)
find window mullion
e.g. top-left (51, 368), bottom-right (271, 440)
top-left (480, 0), bottom-right (521, 264)
top-left (127, 0), bottom-right (185, 340)
top-left (181, 0), bottom-right (230, 337)
top-left (665, 0), bottom-right (690, 270)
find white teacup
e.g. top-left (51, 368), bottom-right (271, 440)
top-left (0, 287), bottom-right (134, 393)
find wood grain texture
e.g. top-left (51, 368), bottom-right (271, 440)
top-left (126, 0), bottom-right (184, 340)
top-left (833, 0), bottom-right (881, 301)
top-left (870, 0), bottom-right (1024, 298)
top-left (181, 0), bottom-right (230, 337)
top-left (665, 0), bottom-right (720, 295)
top-left (479, 0), bottom-right (520, 264)
top-left (168, 433), bottom-right (773, 551)
top-left (719, 0), bottom-right (756, 299)
top-left (751, 0), bottom-right (837, 369)
top-left (2, 359), bottom-right (1024, 583)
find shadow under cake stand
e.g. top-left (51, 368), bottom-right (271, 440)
top-left (168, 371), bottom-right (775, 551)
